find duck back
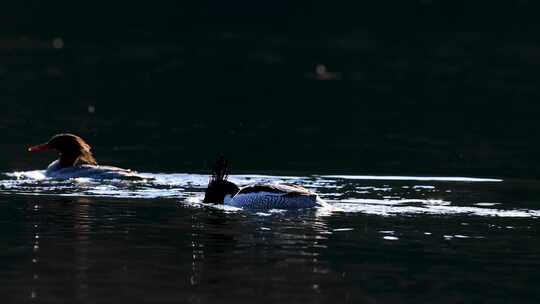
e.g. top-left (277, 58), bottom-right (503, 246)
top-left (45, 160), bottom-right (148, 179)
top-left (226, 183), bottom-right (321, 209)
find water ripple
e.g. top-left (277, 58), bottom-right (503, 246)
top-left (1, 171), bottom-right (537, 218)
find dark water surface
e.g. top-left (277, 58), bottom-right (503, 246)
top-left (1, 173), bottom-right (540, 303)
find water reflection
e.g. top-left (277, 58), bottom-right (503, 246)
top-left (73, 197), bottom-right (93, 300)
top-left (0, 186), bottom-right (539, 302)
top-left (30, 201), bottom-right (39, 301)
top-left (185, 205), bottom-right (343, 301)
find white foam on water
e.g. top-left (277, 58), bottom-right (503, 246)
top-left (320, 175), bottom-right (502, 182)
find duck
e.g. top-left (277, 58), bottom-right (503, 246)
top-left (202, 157), bottom-right (326, 209)
top-left (28, 133), bottom-right (148, 179)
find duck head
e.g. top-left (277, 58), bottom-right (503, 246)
top-left (28, 133), bottom-right (98, 168)
top-left (203, 157), bottom-right (239, 204)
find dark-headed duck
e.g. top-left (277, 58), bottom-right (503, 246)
top-left (203, 157), bottom-right (326, 209)
top-left (28, 133), bottom-right (147, 179)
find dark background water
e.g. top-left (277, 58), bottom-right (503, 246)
top-left (2, 3), bottom-right (540, 302)
top-left (1, 1), bottom-right (539, 177)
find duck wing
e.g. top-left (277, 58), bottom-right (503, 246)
top-left (229, 183), bottom-right (319, 209)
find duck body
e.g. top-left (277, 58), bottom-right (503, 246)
top-left (203, 157), bottom-right (325, 210)
top-left (44, 160), bottom-right (146, 179)
top-left (225, 183), bottom-right (322, 209)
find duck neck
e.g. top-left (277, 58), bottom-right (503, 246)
top-left (58, 152), bottom-right (81, 168)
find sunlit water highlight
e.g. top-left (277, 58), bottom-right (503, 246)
top-left (2, 171), bottom-right (536, 218)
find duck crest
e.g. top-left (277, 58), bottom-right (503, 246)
top-left (73, 141), bottom-right (97, 166)
top-left (210, 155), bottom-right (228, 182)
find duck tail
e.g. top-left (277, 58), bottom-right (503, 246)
top-left (210, 155), bottom-right (229, 182)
